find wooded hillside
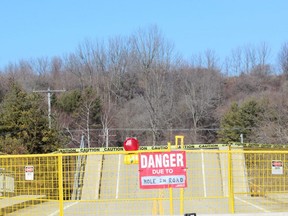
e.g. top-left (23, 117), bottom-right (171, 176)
top-left (1, 26), bottom-right (288, 153)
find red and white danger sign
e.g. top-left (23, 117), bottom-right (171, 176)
top-left (139, 151), bottom-right (187, 189)
top-left (272, 160), bottom-right (283, 175)
top-left (25, 165), bottom-right (34, 181)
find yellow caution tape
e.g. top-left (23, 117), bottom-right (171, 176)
top-left (58, 142), bottom-right (288, 153)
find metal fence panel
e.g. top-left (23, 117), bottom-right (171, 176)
top-left (0, 146), bottom-right (288, 215)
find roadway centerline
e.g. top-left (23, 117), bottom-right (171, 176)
top-left (116, 154), bottom-right (121, 199)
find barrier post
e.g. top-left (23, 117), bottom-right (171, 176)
top-left (159, 189), bottom-right (164, 215)
top-left (168, 141), bottom-right (175, 215)
top-left (58, 154), bottom-right (64, 216)
top-left (175, 135), bottom-right (184, 149)
top-left (168, 142), bottom-right (171, 151)
top-left (228, 145), bottom-right (235, 213)
top-left (175, 135), bottom-right (185, 215)
top-left (169, 187), bottom-right (174, 215)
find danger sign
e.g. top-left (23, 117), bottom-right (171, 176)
top-left (139, 151), bottom-right (187, 189)
top-left (272, 160), bottom-right (283, 175)
top-left (25, 165), bottom-right (34, 180)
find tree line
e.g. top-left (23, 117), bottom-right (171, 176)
top-left (1, 26), bottom-right (288, 154)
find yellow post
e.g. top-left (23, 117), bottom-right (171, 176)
top-left (180, 188), bottom-right (184, 214)
top-left (175, 135), bottom-right (184, 149)
top-left (159, 189), bottom-right (164, 215)
top-left (228, 145), bottom-right (235, 213)
top-left (153, 143), bottom-right (172, 215)
top-left (169, 187), bottom-right (174, 215)
top-left (169, 136), bottom-right (185, 215)
top-left (58, 154), bottom-right (64, 216)
top-left (175, 135), bottom-right (185, 215)
top-left (168, 141), bottom-right (174, 215)
top-left (152, 199), bottom-right (158, 215)
top-left (152, 190), bottom-right (164, 215)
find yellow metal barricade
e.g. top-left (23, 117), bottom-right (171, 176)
top-left (0, 144), bottom-right (287, 215)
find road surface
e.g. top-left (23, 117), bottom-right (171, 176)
top-left (8, 148), bottom-right (288, 215)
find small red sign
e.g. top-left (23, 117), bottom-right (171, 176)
top-left (272, 161), bottom-right (283, 167)
top-left (25, 166), bottom-right (34, 172)
top-left (25, 165), bottom-right (34, 180)
top-left (139, 151), bottom-right (187, 189)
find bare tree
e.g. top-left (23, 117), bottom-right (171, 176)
top-left (100, 89), bottom-right (116, 147)
top-left (254, 92), bottom-right (288, 144)
top-left (31, 57), bottom-right (50, 76)
top-left (76, 39), bottom-right (103, 87)
top-left (30, 57), bottom-right (53, 89)
top-left (3, 60), bottom-right (39, 91)
top-left (107, 36), bottom-right (132, 103)
top-left (225, 43), bottom-right (272, 76)
top-left (129, 25), bottom-right (178, 144)
top-left (278, 42), bottom-right (288, 76)
top-left (63, 40), bottom-right (107, 90)
top-left (50, 57), bottom-right (66, 89)
top-left (64, 53), bottom-right (86, 89)
top-left (243, 45), bottom-right (256, 74)
top-left (227, 47), bottom-right (243, 75)
top-left (179, 67), bottom-right (222, 142)
top-left (257, 42), bottom-right (271, 67)
top-left (252, 42), bottom-right (272, 76)
top-left (79, 88), bottom-right (101, 148)
top-left (96, 36), bottom-right (133, 146)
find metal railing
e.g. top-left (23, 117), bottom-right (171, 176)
top-left (0, 140), bottom-right (287, 215)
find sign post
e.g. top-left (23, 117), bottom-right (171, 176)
top-left (139, 151), bottom-right (187, 189)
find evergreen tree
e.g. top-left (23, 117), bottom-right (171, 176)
top-left (218, 100), bottom-right (264, 143)
top-left (56, 89), bottom-right (82, 113)
top-left (0, 83), bottom-right (63, 154)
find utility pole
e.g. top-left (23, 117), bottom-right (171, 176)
top-left (33, 87), bottom-right (66, 129)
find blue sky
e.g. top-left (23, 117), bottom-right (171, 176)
top-left (1, 0), bottom-right (287, 69)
